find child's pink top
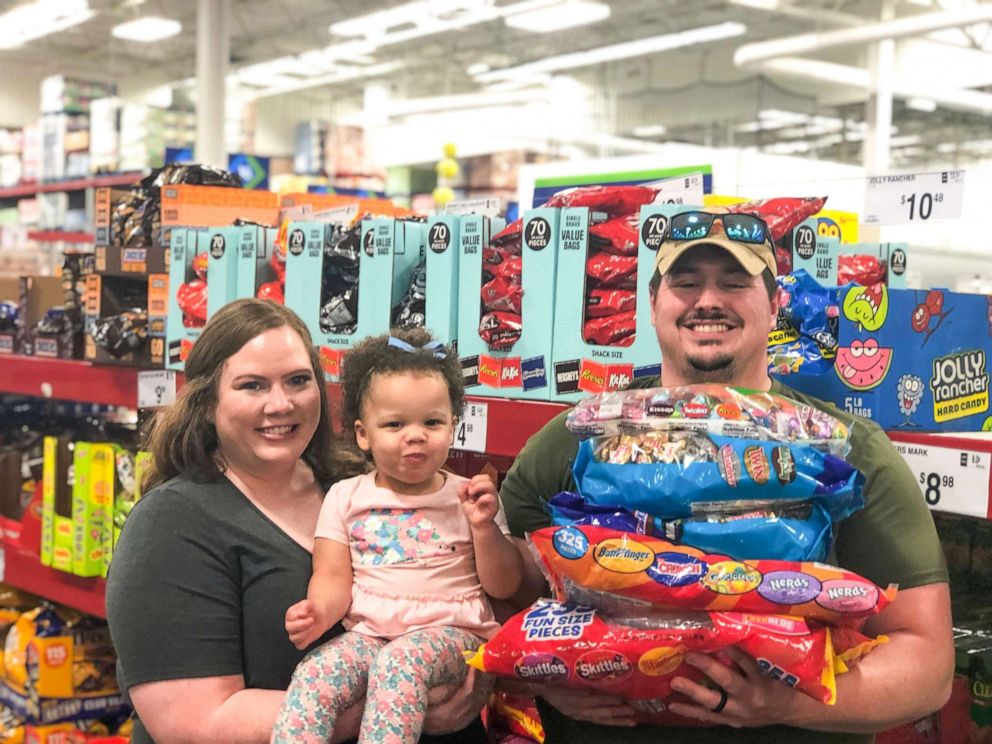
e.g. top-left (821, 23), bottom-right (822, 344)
top-left (315, 471), bottom-right (508, 640)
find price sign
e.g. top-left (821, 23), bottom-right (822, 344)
top-left (454, 401), bottom-right (488, 453)
top-left (312, 204), bottom-right (358, 224)
top-left (892, 440), bottom-right (990, 518)
top-left (863, 170), bottom-right (964, 225)
top-left (138, 370), bottom-right (177, 409)
top-left (445, 198), bottom-right (501, 218)
top-left (650, 173), bottom-right (705, 207)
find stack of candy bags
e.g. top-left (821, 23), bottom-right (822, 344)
top-left (468, 385), bottom-right (894, 726)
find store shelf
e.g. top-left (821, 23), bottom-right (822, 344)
top-left (27, 230), bottom-right (94, 243)
top-left (2, 542), bottom-right (106, 618)
top-left (466, 395), bottom-right (567, 458)
top-left (0, 172), bottom-right (143, 199)
top-left (0, 356), bottom-right (146, 408)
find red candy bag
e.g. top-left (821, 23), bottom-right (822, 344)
top-left (586, 253), bottom-right (637, 288)
top-left (585, 288), bottom-right (636, 318)
top-left (480, 311), bottom-right (522, 350)
top-left (727, 197), bottom-right (827, 243)
top-left (484, 245), bottom-right (519, 266)
top-left (546, 185), bottom-right (658, 218)
top-left (465, 599), bottom-right (853, 706)
top-left (838, 254), bottom-right (886, 286)
top-left (590, 217), bottom-right (639, 256)
top-left (529, 525), bottom-right (896, 625)
top-left (494, 256), bottom-right (523, 284)
top-left (583, 311), bottom-right (635, 347)
top-left (482, 276), bottom-right (523, 314)
top-left (493, 218), bottom-right (523, 247)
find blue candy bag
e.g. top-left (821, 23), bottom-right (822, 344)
top-left (547, 491), bottom-right (835, 562)
top-left (573, 431), bottom-right (862, 521)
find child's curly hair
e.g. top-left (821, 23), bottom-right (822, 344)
top-left (340, 328), bottom-right (465, 432)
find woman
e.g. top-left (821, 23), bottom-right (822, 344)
top-left (106, 298), bottom-right (488, 743)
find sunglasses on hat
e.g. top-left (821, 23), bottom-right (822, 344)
top-left (666, 211), bottom-right (771, 245)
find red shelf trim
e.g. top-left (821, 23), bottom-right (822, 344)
top-left (26, 230), bottom-right (95, 243)
top-left (3, 542), bottom-right (106, 618)
top-left (0, 172), bottom-right (143, 199)
top-left (468, 395), bottom-right (568, 458)
top-left (0, 356), bottom-right (145, 408)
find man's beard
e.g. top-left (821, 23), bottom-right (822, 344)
top-left (686, 352), bottom-right (736, 381)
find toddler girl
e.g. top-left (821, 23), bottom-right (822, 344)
top-left (272, 328), bottom-right (523, 743)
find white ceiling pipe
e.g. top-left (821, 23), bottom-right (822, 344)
top-left (734, 5), bottom-right (992, 67)
top-left (760, 57), bottom-right (992, 116)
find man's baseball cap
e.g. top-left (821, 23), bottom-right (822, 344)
top-left (653, 211), bottom-right (777, 277)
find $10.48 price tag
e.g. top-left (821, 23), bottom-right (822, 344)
top-left (862, 170), bottom-right (964, 226)
top-left (454, 402), bottom-right (488, 453)
top-left (892, 440), bottom-right (990, 518)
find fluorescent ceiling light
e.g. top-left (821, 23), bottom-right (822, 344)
top-left (906, 96), bottom-right (937, 112)
top-left (632, 124), bottom-right (667, 137)
top-left (0, 0), bottom-right (95, 50)
top-left (466, 62), bottom-right (490, 75)
top-left (112, 16), bottom-right (181, 42)
top-left (504, 1), bottom-right (610, 33)
top-left (474, 22), bottom-right (747, 82)
top-left (245, 62), bottom-right (404, 100)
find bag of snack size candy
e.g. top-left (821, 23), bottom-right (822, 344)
top-left (547, 491), bottom-right (835, 562)
top-left (565, 385), bottom-right (851, 454)
top-left (465, 599), bottom-right (880, 710)
top-left (768, 271), bottom-right (840, 377)
top-left (528, 525), bottom-right (896, 624)
top-left (572, 429), bottom-right (862, 523)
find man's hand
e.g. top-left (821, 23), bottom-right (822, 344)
top-left (457, 474), bottom-right (500, 529)
top-left (666, 647), bottom-right (802, 728)
top-left (285, 599), bottom-right (329, 650)
top-left (539, 686), bottom-right (638, 727)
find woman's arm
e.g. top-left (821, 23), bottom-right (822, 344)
top-left (131, 675), bottom-right (363, 744)
top-left (286, 538), bottom-right (353, 650)
top-left (458, 474), bottom-right (523, 599)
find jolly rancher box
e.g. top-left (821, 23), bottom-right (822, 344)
top-left (782, 285), bottom-right (992, 431)
top-left (456, 211), bottom-right (556, 400)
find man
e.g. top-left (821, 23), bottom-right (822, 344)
top-left (499, 210), bottom-right (953, 744)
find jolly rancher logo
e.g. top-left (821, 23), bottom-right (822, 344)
top-left (929, 349), bottom-right (989, 423)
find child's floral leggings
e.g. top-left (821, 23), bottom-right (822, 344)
top-left (272, 626), bottom-right (489, 744)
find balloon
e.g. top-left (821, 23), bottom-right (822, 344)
top-left (442, 142), bottom-right (457, 159)
top-left (432, 186), bottom-right (455, 206)
top-left (436, 157), bottom-right (460, 179)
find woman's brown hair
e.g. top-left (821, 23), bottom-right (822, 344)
top-left (142, 298), bottom-right (363, 490)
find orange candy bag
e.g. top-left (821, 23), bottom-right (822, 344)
top-left (529, 525), bottom-right (896, 625)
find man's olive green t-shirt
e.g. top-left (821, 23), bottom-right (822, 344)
top-left (499, 378), bottom-right (948, 744)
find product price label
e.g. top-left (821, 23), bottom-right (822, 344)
top-left (445, 198), bottom-right (501, 218)
top-left (650, 173), bottom-right (705, 207)
top-left (138, 370), bottom-right (177, 409)
top-left (891, 440), bottom-right (990, 518)
top-left (863, 170), bottom-right (964, 225)
top-left (313, 205), bottom-right (358, 224)
top-left (454, 401), bottom-right (488, 453)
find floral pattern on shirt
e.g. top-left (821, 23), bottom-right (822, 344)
top-left (350, 509), bottom-right (446, 566)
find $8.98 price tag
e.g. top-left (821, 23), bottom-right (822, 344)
top-left (892, 439), bottom-right (990, 518)
top-left (453, 401), bottom-right (488, 453)
top-left (863, 169), bottom-right (964, 226)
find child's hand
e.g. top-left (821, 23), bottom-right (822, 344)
top-left (457, 474), bottom-right (500, 529)
top-left (285, 599), bottom-right (326, 650)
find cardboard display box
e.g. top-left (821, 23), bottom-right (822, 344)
top-left (456, 213), bottom-right (564, 400)
top-left (548, 205), bottom-right (668, 403)
top-left (783, 286), bottom-right (992, 431)
top-left (0, 276), bottom-right (73, 358)
top-left (285, 217), bottom-right (424, 381)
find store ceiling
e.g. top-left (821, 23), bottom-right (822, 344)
top-left (1, 0), bottom-right (991, 169)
